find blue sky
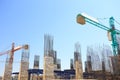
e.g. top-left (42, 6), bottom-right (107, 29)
top-left (0, 0), bottom-right (120, 76)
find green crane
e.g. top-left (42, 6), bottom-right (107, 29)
top-left (76, 13), bottom-right (120, 56)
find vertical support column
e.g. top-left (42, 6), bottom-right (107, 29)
top-left (43, 56), bottom-right (54, 80)
top-left (87, 56), bottom-right (92, 73)
top-left (33, 55), bottom-right (40, 69)
top-left (28, 72), bottom-right (30, 80)
top-left (32, 55), bottom-right (40, 80)
top-left (70, 59), bottom-right (74, 70)
top-left (2, 61), bottom-right (12, 80)
top-left (75, 61), bottom-right (83, 79)
top-left (18, 44), bottom-right (29, 80)
top-left (2, 43), bottom-right (14, 80)
top-left (56, 59), bottom-right (61, 70)
top-left (74, 43), bottom-right (83, 79)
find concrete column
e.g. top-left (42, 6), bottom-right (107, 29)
top-left (75, 61), bottom-right (83, 79)
top-left (18, 61), bottom-right (29, 80)
top-left (2, 63), bottom-right (12, 80)
top-left (43, 56), bottom-right (54, 80)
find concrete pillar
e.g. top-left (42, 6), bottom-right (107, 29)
top-left (75, 61), bottom-right (83, 79)
top-left (2, 63), bottom-right (12, 80)
top-left (18, 44), bottom-right (29, 80)
top-left (43, 56), bottom-right (54, 80)
top-left (18, 61), bottom-right (29, 80)
top-left (2, 43), bottom-right (14, 80)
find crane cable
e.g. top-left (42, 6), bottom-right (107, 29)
top-left (114, 19), bottom-right (120, 26)
top-left (97, 17), bottom-right (120, 28)
top-left (96, 18), bottom-right (109, 28)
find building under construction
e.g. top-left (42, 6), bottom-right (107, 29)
top-left (1, 35), bottom-right (120, 80)
top-left (84, 45), bottom-right (120, 80)
top-left (26, 42), bottom-right (120, 80)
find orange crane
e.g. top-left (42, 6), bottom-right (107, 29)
top-left (0, 43), bottom-right (24, 80)
top-left (0, 44), bottom-right (22, 56)
top-left (0, 43), bottom-right (23, 63)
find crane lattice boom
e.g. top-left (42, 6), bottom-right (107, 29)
top-left (0, 46), bottom-right (22, 56)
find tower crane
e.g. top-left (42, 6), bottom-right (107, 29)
top-left (76, 13), bottom-right (120, 56)
top-left (0, 43), bottom-right (25, 80)
top-left (76, 13), bottom-right (120, 76)
top-left (0, 43), bottom-right (23, 63)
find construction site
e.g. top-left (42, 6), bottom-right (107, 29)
top-left (0, 34), bottom-right (120, 80)
top-left (1, 14), bottom-right (120, 80)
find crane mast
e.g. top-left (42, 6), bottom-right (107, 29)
top-left (109, 17), bottom-right (119, 56)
